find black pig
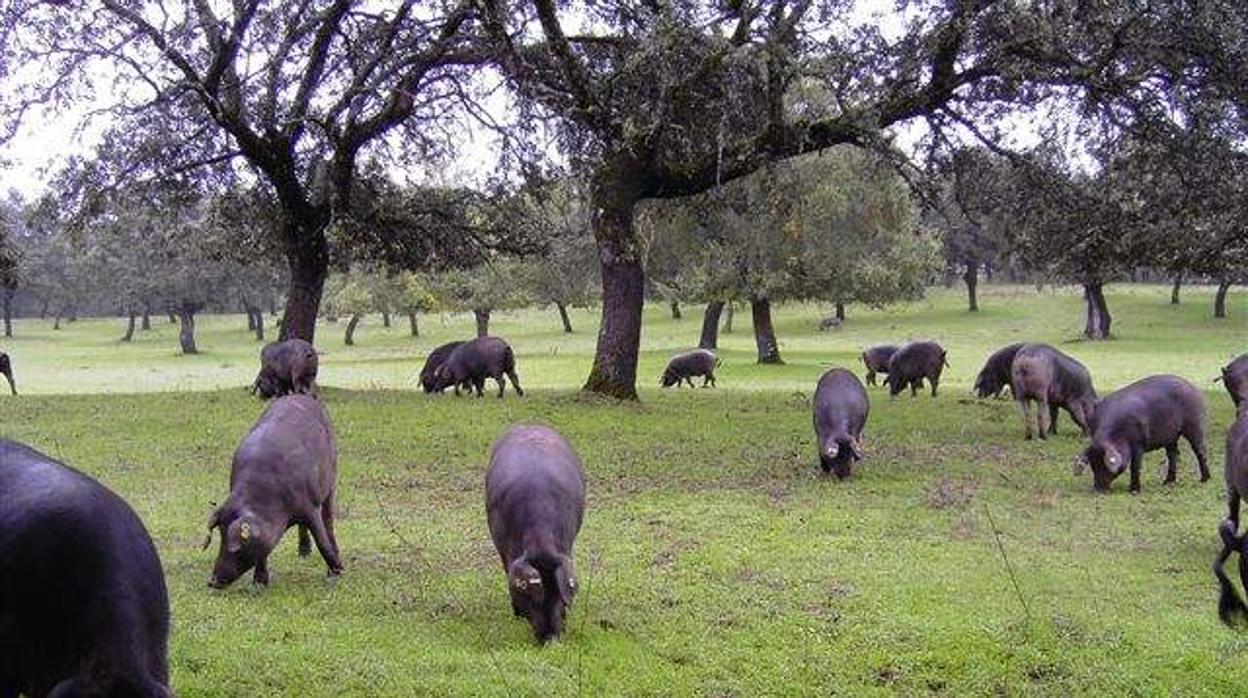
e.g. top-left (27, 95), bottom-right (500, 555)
top-left (420, 341), bottom-right (465, 393)
top-left (860, 345), bottom-right (898, 387)
top-left (1213, 405), bottom-right (1248, 625)
top-left (432, 336), bottom-right (523, 398)
top-left (204, 394), bottom-right (342, 588)
top-left (0, 351), bottom-right (14, 395)
top-left (812, 368), bottom-right (869, 478)
top-left (974, 343), bottom-right (1023, 399)
top-left (0, 439), bottom-right (170, 697)
top-left (884, 341), bottom-right (947, 398)
top-left (485, 425), bottom-right (586, 644)
top-left (1010, 343), bottom-right (1097, 440)
top-left (660, 349), bottom-right (720, 388)
top-left (1081, 375), bottom-right (1210, 493)
top-left (251, 338), bottom-right (318, 399)
top-left (1218, 353), bottom-right (1248, 407)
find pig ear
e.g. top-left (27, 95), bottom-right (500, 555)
top-left (225, 517), bottom-right (250, 554)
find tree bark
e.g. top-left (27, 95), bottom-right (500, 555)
top-left (246, 306), bottom-right (258, 331)
top-left (474, 309), bottom-right (491, 337)
top-left (1215, 279), bottom-right (1232, 318)
top-left (141, 301), bottom-right (151, 331)
top-left (344, 314), bottom-right (361, 345)
top-left (53, 311), bottom-right (62, 330)
top-left (278, 213), bottom-right (330, 342)
top-left (382, 311), bottom-right (391, 328)
top-left (1170, 273), bottom-right (1182, 305)
top-left (2, 287), bottom-right (12, 338)
top-left (751, 297), bottom-right (784, 364)
top-left (408, 312), bottom-right (419, 337)
top-left (178, 303), bottom-right (199, 354)
top-left (835, 301), bottom-right (845, 321)
top-left (582, 157), bottom-right (645, 400)
top-left (670, 300), bottom-right (682, 320)
top-left (699, 300), bottom-right (724, 350)
top-left (252, 310), bottom-right (264, 341)
top-left (1083, 282), bottom-right (1112, 340)
top-left (168, 312), bottom-right (177, 324)
top-left (724, 303), bottom-right (735, 333)
top-left (963, 259), bottom-right (979, 312)
top-left (121, 312), bottom-right (136, 342)
top-left (556, 302), bottom-right (573, 333)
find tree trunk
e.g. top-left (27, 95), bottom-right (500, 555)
top-left (2, 288), bottom-right (12, 338)
top-left (699, 300), bottom-right (724, 350)
top-left (344, 314), bottom-right (361, 345)
top-left (53, 311), bottom-right (61, 330)
top-left (408, 312), bottom-right (419, 337)
top-left (963, 260), bottom-right (979, 312)
top-left (474, 309), bottom-right (491, 338)
top-left (751, 298), bottom-right (784, 364)
top-left (1215, 279), bottom-right (1232, 318)
top-left (121, 312), bottom-right (136, 342)
top-left (582, 157), bottom-right (644, 400)
top-left (178, 303), bottom-right (199, 354)
top-left (246, 306), bottom-right (258, 331)
top-left (835, 301), bottom-right (845, 321)
top-left (168, 312), bottom-right (177, 324)
top-left (278, 214), bottom-right (331, 342)
top-left (252, 310), bottom-right (264, 342)
top-left (1170, 273), bottom-right (1182, 305)
top-left (556, 302), bottom-right (573, 333)
top-left (382, 311), bottom-right (391, 328)
top-left (67, 306), bottom-right (77, 322)
top-left (984, 262), bottom-right (994, 282)
top-left (1083, 282), bottom-right (1112, 340)
top-left (141, 301), bottom-right (151, 331)
top-left (38, 299), bottom-right (48, 318)
top-left (670, 300), bottom-right (682, 320)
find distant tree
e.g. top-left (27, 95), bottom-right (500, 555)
top-left (430, 260), bottom-right (531, 338)
top-left (928, 149), bottom-right (1010, 312)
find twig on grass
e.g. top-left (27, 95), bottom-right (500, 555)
top-left (982, 502), bottom-right (1032, 625)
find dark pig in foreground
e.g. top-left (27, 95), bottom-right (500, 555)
top-left (884, 341), bottom-right (948, 398)
top-left (420, 341), bottom-right (465, 393)
top-left (1214, 406), bottom-right (1248, 625)
top-left (860, 345), bottom-right (898, 387)
top-left (485, 425), bottom-right (586, 644)
top-left (1080, 375), bottom-right (1209, 493)
top-left (1010, 343), bottom-right (1097, 440)
top-left (251, 338), bottom-right (318, 399)
top-left (974, 343), bottom-right (1024, 399)
top-left (0, 351), bottom-right (14, 395)
top-left (204, 394), bottom-right (342, 588)
top-left (0, 439), bottom-right (170, 697)
top-left (660, 349), bottom-right (720, 388)
top-left (1218, 354), bottom-right (1248, 407)
top-left (812, 369), bottom-right (869, 478)
top-left (433, 336), bottom-right (524, 398)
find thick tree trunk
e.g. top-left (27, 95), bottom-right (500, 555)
top-left (723, 303), bottom-right (734, 333)
top-left (582, 158), bottom-right (644, 400)
top-left (556, 302), bottom-right (573, 333)
top-left (382, 311), bottom-right (391, 328)
top-left (278, 213), bottom-right (330, 343)
top-left (963, 260), bottom-right (979, 312)
top-left (2, 288), bottom-right (12, 338)
top-left (1083, 282), bottom-right (1112, 340)
top-left (474, 309), bottom-right (491, 338)
top-left (178, 303), bottom-right (199, 354)
top-left (121, 312), bottom-right (136, 342)
top-left (699, 300), bottom-right (724, 350)
top-left (1215, 279), bottom-right (1232, 318)
top-left (252, 310), bottom-right (264, 341)
top-left (835, 301), bottom-right (845, 322)
top-left (408, 312), bottom-right (419, 337)
top-left (344, 314), bottom-right (361, 345)
top-left (1170, 273), bottom-right (1182, 305)
top-left (751, 298), bottom-right (784, 364)
top-left (670, 300), bottom-right (682, 320)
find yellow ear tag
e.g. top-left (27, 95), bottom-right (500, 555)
top-left (240, 522), bottom-right (251, 542)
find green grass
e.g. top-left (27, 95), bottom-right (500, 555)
top-left (0, 283), bottom-right (1245, 697)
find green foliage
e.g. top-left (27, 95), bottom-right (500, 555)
top-left (428, 259), bottom-right (533, 315)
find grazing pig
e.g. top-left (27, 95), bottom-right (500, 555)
top-left (432, 336), bottom-right (523, 398)
top-left (884, 341), bottom-right (948, 398)
top-left (485, 425), bottom-right (586, 644)
top-left (204, 394), bottom-right (342, 588)
top-left (1010, 343), bottom-right (1097, 440)
top-left (1214, 406), bottom-right (1248, 625)
top-left (251, 338), bottom-right (318, 399)
top-left (0, 351), bottom-right (14, 395)
top-left (420, 340), bottom-right (465, 393)
top-left (860, 345), bottom-right (898, 387)
top-left (974, 343), bottom-right (1024, 399)
top-left (660, 349), bottom-right (720, 388)
top-left (1218, 353), bottom-right (1248, 407)
top-left (812, 369), bottom-right (870, 478)
top-left (1080, 375), bottom-right (1210, 493)
top-left (0, 439), bottom-right (170, 697)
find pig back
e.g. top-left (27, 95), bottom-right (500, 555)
top-left (486, 425), bottom-right (586, 554)
top-left (232, 394), bottom-right (337, 494)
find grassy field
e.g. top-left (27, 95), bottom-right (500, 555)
top-left (0, 284), bottom-right (1245, 696)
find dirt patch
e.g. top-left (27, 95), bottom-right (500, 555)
top-left (926, 476), bottom-right (979, 510)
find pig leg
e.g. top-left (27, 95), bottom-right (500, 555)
top-left (1036, 399), bottom-right (1051, 440)
top-left (1129, 449), bottom-right (1143, 494)
top-left (865, 370), bottom-right (875, 386)
top-left (298, 525), bottom-right (312, 557)
top-left (506, 367), bottom-right (524, 397)
top-left (1019, 400), bottom-right (1034, 440)
top-left (1185, 429), bottom-right (1211, 482)
top-left (703, 373), bottom-right (714, 387)
top-left (685, 376), bottom-right (696, 388)
top-left (1163, 443), bottom-right (1179, 484)
top-left (307, 510), bottom-right (344, 576)
top-left (321, 495), bottom-right (341, 559)
top-left (253, 556), bottom-right (270, 587)
top-left (495, 373), bottom-right (506, 398)
top-left (473, 376), bottom-right (486, 397)
top-left (909, 379), bottom-right (918, 397)
top-left (1048, 403), bottom-right (1059, 435)
top-left (1230, 489), bottom-right (1242, 528)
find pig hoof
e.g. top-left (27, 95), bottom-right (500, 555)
top-left (249, 581), bottom-right (268, 594)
